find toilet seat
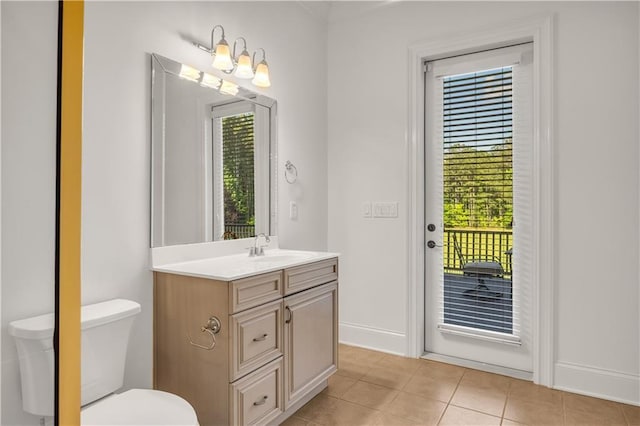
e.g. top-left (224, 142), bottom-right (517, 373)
top-left (81, 389), bottom-right (198, 425)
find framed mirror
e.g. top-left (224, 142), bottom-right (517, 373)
top-left (151, 53), bottom-right (277, 247)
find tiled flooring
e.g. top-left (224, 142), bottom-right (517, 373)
top-left (283, 344), bottom-right (640, 426)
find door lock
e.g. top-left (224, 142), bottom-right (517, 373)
top-left (427, 240), bottom-right (442, 249)
top-left (427, 224), bottom-right (436, 232)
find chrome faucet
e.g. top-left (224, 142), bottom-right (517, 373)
top-left (249, 233), bottom-right (271, 257)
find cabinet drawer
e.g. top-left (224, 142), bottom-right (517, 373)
top-left (231, 271), bottom-right (283, 313)
top-left (230, 357), bottom-right (283, 426)
top-left (230, 299), bottom-right (283, 381)
top-left (284, 258), bottom-right (338, 295)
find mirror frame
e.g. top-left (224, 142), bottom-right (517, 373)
top-left (150, 53), bottom-right (278, 247)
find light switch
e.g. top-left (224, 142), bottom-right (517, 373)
top-left (362, 202), bottom-right (372, 218)
top-left (373, 202), bottom-right (399, 218)
top-left (289, 201), bottom-right (298, 220)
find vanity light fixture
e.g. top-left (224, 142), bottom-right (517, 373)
top-left (233, 38), bottom-right (254, 79)
top-left (210, 25), bottom-right (234, 71)
top-left (219, 80), bottom-right (239, 96)
top-left (179, 64), bottom-right (202, 82)
top-left (194, 24), bottom-right (271, 88)
top-left (200, 73), bottom-right (221, 90)
top-left (251, 48), bottom-right (271, 88)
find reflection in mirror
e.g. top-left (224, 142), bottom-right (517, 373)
top-left (151, 53), bottom-right (277, 247)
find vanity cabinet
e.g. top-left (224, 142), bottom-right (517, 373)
top-left (153, 258), bottom-right (338, 426)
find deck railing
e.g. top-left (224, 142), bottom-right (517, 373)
top-left (223, 223), bottom-right (255, 239)
top-left (443, 228), bottom-right (513, 277)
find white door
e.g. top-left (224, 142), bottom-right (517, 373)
top-left (424, 44), bottom-right (533, 372)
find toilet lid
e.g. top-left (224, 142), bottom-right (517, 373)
top-left (81, 389), bottom-right (199, 425)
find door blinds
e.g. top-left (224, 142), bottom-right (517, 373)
top-left (440, 67), bottom-right (516, 337)
top-left (431, 44), bottom-right (533, 343)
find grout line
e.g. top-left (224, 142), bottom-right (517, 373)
top-left (448, 367), bottom-right (466, 404)
top-left (500, 379), bottom-right (512, 422)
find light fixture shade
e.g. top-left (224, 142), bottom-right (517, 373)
top-left (219, 80), bottom-right (239, 96)
top-left (179, 64), bottom-right (201, 82)
top-left (234, 50), bottom-right (254, 79)
top-left (252, 60), bottom-right (271, 88)
top-left (201, 73), bottom-right (221, 89)
top-left (212, 39), bottom-right (234, 71)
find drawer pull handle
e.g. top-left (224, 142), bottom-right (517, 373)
top-left (285, 306), bottom-right (292, 324)
top-left (253, 333), bottom-right (268, 342)
top-left (253, 396), bottom-right (268, 406)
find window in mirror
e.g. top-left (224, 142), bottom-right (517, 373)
top-left (212, 103), bottom-right (257, 240)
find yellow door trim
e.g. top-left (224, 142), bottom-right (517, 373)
top-left (56, 1), bottom-right (83, 424)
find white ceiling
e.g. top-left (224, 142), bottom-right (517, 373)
top-left (296, 1), bottom-right (397, 23)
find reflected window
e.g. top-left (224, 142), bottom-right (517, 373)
top-left (212, 103), bottom-right (257, 240)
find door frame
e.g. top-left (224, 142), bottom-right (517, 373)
top-left (405, 15), bottom-right (554, 386)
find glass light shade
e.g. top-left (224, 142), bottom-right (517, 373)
top-left (212, 39), bottom-right (234, 71)
top-left (251, 61), bottom-right (271, 88)
top-left (178, 64), bottom-right (201, 82)
top-left (219, 80), bottom-right (239, 96)
top-left (200, 73), bottom-right (221, 89)
top-left (234, 51), bottom-right (254, 79)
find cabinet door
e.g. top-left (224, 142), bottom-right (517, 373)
top-left (283, 281), bottom-right (338, 408)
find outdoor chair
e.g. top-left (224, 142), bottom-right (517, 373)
top-left (452, 234), bottom-right (505, 299)
top-left (452, 234), bottom-right (504, 278)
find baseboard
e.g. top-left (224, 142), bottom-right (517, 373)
top-left (339, 322), bottom-right (406, 356)
top-left (554, 361), bottom-right (640, 406)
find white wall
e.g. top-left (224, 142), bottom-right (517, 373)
top-left (0, 1), bottom-right (327, 424)
top-left (1, 2), bottom-right (58, 425)
top-left (327, 1), bottom-right (639, 404)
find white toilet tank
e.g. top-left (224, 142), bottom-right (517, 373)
top-left (8, 299), bottom-right (142, 417)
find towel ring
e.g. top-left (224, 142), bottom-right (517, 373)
top-left (188, 316), bottom-right (221, 351)
top-left (284, 160), bottom-right (298, 184)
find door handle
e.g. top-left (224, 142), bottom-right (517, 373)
top-left (427, 240), bottom-right (443, 249)
top-left (285, 306), bottom-right (292, 324)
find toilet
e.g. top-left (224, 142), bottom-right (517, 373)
top-left (9, 299), bottom-right (199, 425)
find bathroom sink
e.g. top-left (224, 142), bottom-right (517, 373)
top-left (250, 251), bottom-right (317, 263)
top-left (152, 248), bottom-right (338, 281)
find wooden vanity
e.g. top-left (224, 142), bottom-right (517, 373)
top-left (153, 256), bottom-right (338, 425)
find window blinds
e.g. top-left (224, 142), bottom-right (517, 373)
top-left (221, 112), bottom-right (256, 238)
top-left (439, 67), bottom-right (516, 337)
top-left (443, 67), bottom-right (513, 229)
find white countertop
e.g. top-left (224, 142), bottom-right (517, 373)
top-left (151, 249), bottom-right (339, 281)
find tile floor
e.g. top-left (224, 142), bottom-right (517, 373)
top-left (283, 344), bottom-right (640, 426)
